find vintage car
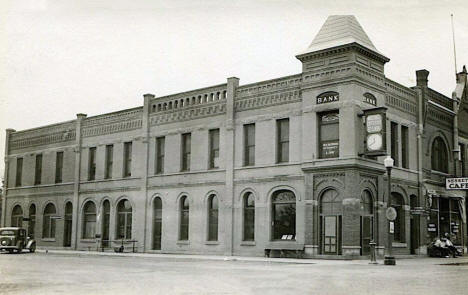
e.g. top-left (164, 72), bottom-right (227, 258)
top-left (0, 227), bottom-right (36, 253)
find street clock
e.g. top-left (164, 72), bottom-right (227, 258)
top-left (363, 107), bottom-right (387, 156)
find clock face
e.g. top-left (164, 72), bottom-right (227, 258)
top-left (367, 134), bottom-right (383, 151)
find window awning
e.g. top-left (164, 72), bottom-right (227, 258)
top-left (424, 183), bottom-right (467, 223)
top-left (424, 183), bottom-right (467, 199)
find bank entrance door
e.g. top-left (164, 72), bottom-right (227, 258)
top-left (322, 216), bottom-right (341, 255)
top-left (361, 216), bottom-right (373, 255)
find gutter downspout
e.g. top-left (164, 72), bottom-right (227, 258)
top-left (141, 94), bottom-right (154, 252)
top-left (72, 113), bottom-right (87, 249)
top-left (1, 129), bottom-right (15, 227)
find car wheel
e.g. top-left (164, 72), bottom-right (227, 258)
top-left (29, 244), bottom-right (36, 253)
top-left (7, 249), bottom-right (13, 254)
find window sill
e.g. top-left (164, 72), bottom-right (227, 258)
top-left (392, 242), bottom-right (407, 248)
top-left (430, 170), bottom-right (451, 176)
top-left (177, 240), bottom-right (190, 245)
top-left (80, 239), bottom-right (96, 243)
top-left (41, 238), bottom-right (56, 242)
top-left (205, 241), bottom-right (219, 245)
top-left (240, 241), bottom-right (256, 246)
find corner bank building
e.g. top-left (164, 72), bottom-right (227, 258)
top-left (3, 15), bottom-right (468, 258)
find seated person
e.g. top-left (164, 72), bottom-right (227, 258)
top-left (444, 233), bottom-right (459, 258)
top-left (432, 237), bottom-right (450, 257)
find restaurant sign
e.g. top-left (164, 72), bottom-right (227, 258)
top-left (446, 178), bottom-right (468, 190)
top-left (317, 91), bottom-right (339, 104)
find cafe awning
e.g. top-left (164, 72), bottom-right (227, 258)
top-left (424, 183), bottom-right (466, 223)
top-left (424, 183), bottom-right (467, 199)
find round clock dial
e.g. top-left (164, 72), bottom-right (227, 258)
top-left (367, 134), bottom-right (383, 151)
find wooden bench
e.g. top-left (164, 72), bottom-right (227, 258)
top-left (264, 243), bottom-right (305, 258)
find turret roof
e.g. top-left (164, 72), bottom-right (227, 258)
top-left (300, 15), bottom-right (382, 55)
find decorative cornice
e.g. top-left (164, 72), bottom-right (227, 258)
top-left (234, 90), bottom-right (301, 112)
top-left (150, 102), bottom-right (226, 126)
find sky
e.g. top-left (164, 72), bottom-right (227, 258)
top-left (1, 0), bottom-right (468, 181)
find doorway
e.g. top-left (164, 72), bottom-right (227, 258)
top-left (319, 189), bottom-right (342, 255)
top-left (102, 200), bottom-right (110, 248)
top-left (361, 216), bottom-right (373, 255)
top-left (322, 215), bottom-right (342, 254)
top-left (63, 202), bottom-right (72, 247)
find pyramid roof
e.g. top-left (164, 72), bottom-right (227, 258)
top-left (300, 15), bottom-right (383, 56)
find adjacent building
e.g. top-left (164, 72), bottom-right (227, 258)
top-left (2, 15), bottom-right (467, 258)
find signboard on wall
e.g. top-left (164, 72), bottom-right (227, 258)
top-left (322, 141), bottom-right (339, 158)
top-left (446, 178), bottom-right (468, 190)
top-left (317, 91), bottom-right (339, 104)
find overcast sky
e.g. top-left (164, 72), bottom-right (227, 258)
top-left (1, 0), bottom-right (468, 180)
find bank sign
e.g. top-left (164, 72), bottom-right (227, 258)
top-left (317, 91), bottom-right (339, 104)
top-left (446, 178), bottom-right (468, 190)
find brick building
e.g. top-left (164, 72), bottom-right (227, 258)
top-left (2, 15), bottom-right (467, 258)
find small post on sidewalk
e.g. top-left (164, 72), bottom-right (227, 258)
top-left (369, 240), bottom-right (378, 264)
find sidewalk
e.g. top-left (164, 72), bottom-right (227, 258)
top-left (36, 248), bottom-right (468, 266)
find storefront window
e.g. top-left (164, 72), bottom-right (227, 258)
top-left (272, 190), bottom-right (296, 240)
top-left (427, 197), bottom-right (463, 246)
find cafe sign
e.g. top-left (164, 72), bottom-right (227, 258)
top-left (446, 178), bottom-right (468, 190)
top-left (317, 91), bottom-right (339, 104)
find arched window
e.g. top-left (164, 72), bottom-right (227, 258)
top-left (11, 205), bottom-right (23, 227)
top-left (431, 137), bottom-right (448, 173)
top-left (208, 195), bottom-right (218, 241)
top-left (179, 196), bottom-right (189, 240)
top-left (82, 201), bottom-right (96, 239)
top-left (320, 189), bottom-right (342, 215)
top-left (29, 204), bottom-right (36, 238)
top-left (116, 199), bottom-right (132, 240)
top-left (272, 190), bottom-right (296, 240)
top-left (243, 192), bottom-right (255, 241)
top-left (391, 193), bottom-right (405, 243)
top-left (152, 197), bottom-right (162, 250)
top-left (43, 203), bottom-right (56, 239)
top-left (361, 190), bottom-right (373, 215)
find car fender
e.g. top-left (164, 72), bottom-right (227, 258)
top-left (26, 239), bottom-right (36, 249)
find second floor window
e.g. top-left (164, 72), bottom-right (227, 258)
top-left (209, 129), bottom-right (220, 169)
top-left (461, 143), bottom-right (466, 177)
top-left (277, 118), bottom-right (289, 163)
top-left (105, 144), bottom-right (113, 179)
top-left (88, 147), bottom-right (96, 181)
top-left (179, 196), bottom-right (189, 240)
top-left (181, 133), bottom-right (191, 171)
top-left (55, 152), bottom-right (63, 183)
top-left (401, 126), bottom-right (409, 169)
top-left (15, 158), bottom-right (23, 187)
top-left (431, 137), bottom-right (448, 173)
top-left (123, 142), bottom-right (132, 177)
top-left (319, 112), bottom-right (339, 159)
top-left (34, 154), bottom-right (42, 185)
top-left (244, 124), bottom-right (255, 166)
top-left (155, 137), bottom-right (165, 174)
top-left (390, 122), bottom-right (399, 166)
